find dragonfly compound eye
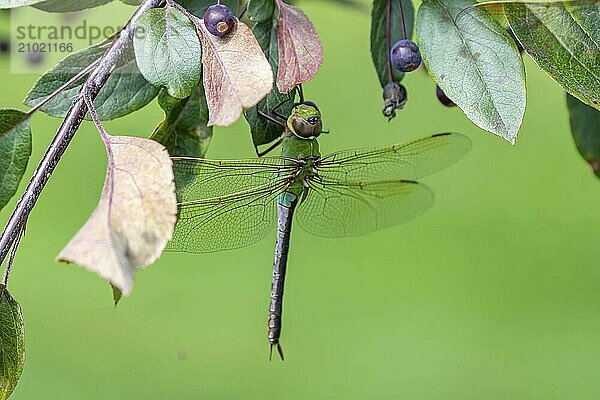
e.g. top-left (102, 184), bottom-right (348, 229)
top-left (288, 102), bottom-right (323, 139)
top-left (291, 114), bottom-right (322, 139)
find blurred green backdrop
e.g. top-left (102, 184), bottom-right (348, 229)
top-left (2, 1), bottom-right (600, 399)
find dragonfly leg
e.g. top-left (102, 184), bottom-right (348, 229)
top-left (258, 110), bottom-right (286, 128)
top-left (297, 84), bottom-right (305, 103)
top-left (259, 88), bottom-right (296, 125)
top-left (255, 91), bottom-right (296, 157)
top-left (272, 94), bottom-right (294, 120)
top-left (256, 138), bottom-right (283, 158)
top-left (254, 113), bottom-right (285, 156)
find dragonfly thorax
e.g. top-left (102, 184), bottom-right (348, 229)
top-left (281, 131), bottom-right (320, 161)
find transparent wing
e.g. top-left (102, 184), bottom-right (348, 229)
top-left (315, 133), bottom-right (471, 183)
top-left (167, 158), bottom-right (295, 253)
top-left (296, 179), bottom-right (434, 238)
top-left (172, 157), bottom-right (297, 201)
top-left (167, 181), bottom-right (288, 253)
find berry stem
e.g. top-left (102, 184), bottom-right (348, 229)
top-left (385, 0), bottom-right (393, 83)
top-left (238, 3), bottom-right (248, 19)
top-left (396, 0), bottom-right (408, 40)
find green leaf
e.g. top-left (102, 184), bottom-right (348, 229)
top-left (0, 110), bottom-right (31, 212)
top-left (248, 0), bottom-right (276, 22)
top-left (150, 86), bottom-right (212, 158)
top-left (371, 0), bottom-right (415, 87)
top-left (24, 41), bottom-right (159, 121)
top-left (0, 286), bottom-right (25, 400)
top-left (0, 0), bottom-right (113, 11)
top-left (245, 3), bottom-right (296, 147)
top-left (567, 93), bottom-right (600, 177)
top-left (506, 1), bottom-right (600, 111)
top-left (134, 5), bottom-right (202, 99)
top-left (33, 0), bottom-right (113, 12)
top-left (0, 0), bottom-right (46, 7)
top-left (416, 0), bottom-right (526, 143)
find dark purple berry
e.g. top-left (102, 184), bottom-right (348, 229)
top-left (204, 4), bottom-right (235, 37)
top-left (436, 86), bottom-right (454, 107)
top-left (27, 51), bottom-right (43, 65)
top-left (390, 39), bottom-right (421, 73)
top-left (0, 39), bottom-right (9, 54)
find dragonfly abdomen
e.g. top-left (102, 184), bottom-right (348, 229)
top-left (268, 192), bottom-right (298, 361)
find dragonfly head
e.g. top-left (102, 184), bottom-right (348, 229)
top-left (288, 101), bottom-right (323, 140)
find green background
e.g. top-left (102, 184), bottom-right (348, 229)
top-left (2, 1), bottom-right (600, 399)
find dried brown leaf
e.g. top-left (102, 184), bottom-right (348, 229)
top-left (275, 0), bottom-right (324, 93)
top-left (197, 18), bottom-right (273, 126)
top-left (57, 136), bottom-right (177, 295)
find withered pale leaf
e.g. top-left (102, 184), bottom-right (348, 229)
top-left (275, 0), bottom-right (323, 93)
top-left (57, 136), bottom-right (177, 296)
top-left (197, 18), bottom-right (273, 126)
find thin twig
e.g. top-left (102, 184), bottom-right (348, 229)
top-left (0, 0), bottom-right (165, 283)
top-left (26, 58), bottom-right (101, 117)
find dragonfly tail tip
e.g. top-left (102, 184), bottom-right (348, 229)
top-left (269, 343), bottom-right (285, 362)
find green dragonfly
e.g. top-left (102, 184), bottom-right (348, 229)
top-left (167, 99), bottom-right (471, 360)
